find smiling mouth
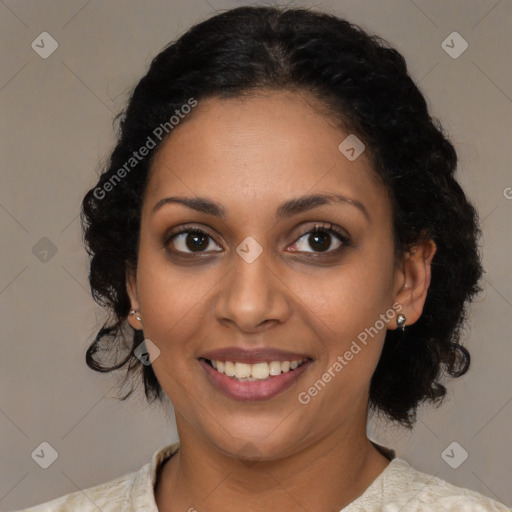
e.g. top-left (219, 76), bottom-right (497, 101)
top-left (201, 358), bottom-right (309, 381)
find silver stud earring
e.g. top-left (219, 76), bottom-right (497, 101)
top-left (396, 313), bottom-right (406, 332)
top-left (129, 310), bottom-right (142, 323)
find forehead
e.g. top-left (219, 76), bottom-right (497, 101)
top-left (144, 91), bottom-right (390, 220)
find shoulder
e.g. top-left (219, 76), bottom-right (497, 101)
top-left (357, 457), bottom-right (511, 511)
top-left (14, 469), bottom-right (142, 512)
top-left (12, 443), bottom-right (180, 512)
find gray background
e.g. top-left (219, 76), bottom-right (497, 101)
top-left (1, 0), bottom-right (511, 509)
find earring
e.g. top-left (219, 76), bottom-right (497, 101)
top-left (396, 313), bottom-right (406, 332)
top-left (129, 310), bottom-right (142, 323)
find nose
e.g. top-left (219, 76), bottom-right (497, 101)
top-left (212, 243), bottom-right (292, 334)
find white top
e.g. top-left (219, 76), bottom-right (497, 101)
top-left (14, 442), bottom-right (510, 511)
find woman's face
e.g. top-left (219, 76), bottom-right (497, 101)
top-left (127, 91), bottom-right (409, 460)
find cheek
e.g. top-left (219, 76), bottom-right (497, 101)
top-left (294, 247), bottom-right (395, 391)
top-left (135, 250), bottom-right (215, 350)
top-left (298, 251), bottom-right (394, 334)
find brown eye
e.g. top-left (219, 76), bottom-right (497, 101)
top-left (311, 230), bottom-right (337, 251)
top-left (289, 224), bottom-right (350, 254)
top-left (166, 228), bottom-right (222, 254)
top-left (296, 230), bottom-right (342, 252)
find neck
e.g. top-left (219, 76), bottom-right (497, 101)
top-left (155, 419), bottom-right (390, 512)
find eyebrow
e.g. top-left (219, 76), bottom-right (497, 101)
top-left (151, 192), bottom-right (369, 222)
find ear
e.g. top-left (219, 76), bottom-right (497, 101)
top-left (391, 237), bottom-right (437, 330)
top-left (126, 262), bottom-right (143, 330)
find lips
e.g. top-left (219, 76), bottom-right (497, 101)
top-left (199, 347), bottom-right (313, 401)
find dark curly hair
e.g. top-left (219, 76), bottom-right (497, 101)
top-left (81, 6), bottom-right (483, 427)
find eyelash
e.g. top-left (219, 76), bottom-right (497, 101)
top-left (163, 222), bottom-right (351, 257)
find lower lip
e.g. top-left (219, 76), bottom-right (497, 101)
top-left (199, 359), bottom-right (311, 401)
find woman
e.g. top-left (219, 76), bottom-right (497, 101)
top-left (18, 6), bottom-right (510, 511)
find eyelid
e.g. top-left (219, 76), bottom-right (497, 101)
top-left (294, 222), bottom-right (350, 243)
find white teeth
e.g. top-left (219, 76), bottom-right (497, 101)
top-left (224, 361), bottom-right (236, 377)
top-left (269, 361), bottom-right (282, 376)
top-left (251, 362), bottom-right (270, 379)
top-left (208, 358), bottom-right (306, 380)
top-left (234, 362), bottom-right (251, 379)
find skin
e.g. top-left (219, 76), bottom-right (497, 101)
top-left (126, 90), bottom-right (437, 511)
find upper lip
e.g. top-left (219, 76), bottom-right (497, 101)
top-left (200, 347), bottom-right (313, 364)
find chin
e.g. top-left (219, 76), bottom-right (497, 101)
top-left (196, 413), bottom-right (312, 463)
